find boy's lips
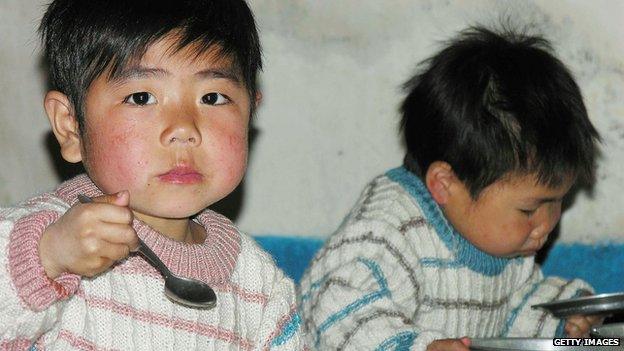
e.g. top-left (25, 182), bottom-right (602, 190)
top-left (158, 167), bottom-right (203, 184)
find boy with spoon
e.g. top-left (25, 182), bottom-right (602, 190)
top-left (0, 0), bottom-right (306, 349)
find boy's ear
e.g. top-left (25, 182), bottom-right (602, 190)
top-left (254, 91), bottom-right (263, 109)
top-left (44, 91), bottom-right (83, 163)
top-left (425, 161), bottom-right (456, 205)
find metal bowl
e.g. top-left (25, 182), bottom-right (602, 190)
top-left (532, 292), bottom-right (624, 317)
top-left (591, 323), bottom-right (624, 338)
top-left (470, 338), bottom-right (623, 351)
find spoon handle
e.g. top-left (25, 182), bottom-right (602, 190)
top-left (135, 238), bottom-right (173, 279)
top-left (76, 194), bottom-right (173, 279)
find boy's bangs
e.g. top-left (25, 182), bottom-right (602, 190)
top-left (102, 33), bottom-right (241, 84)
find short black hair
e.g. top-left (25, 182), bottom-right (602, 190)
top-left (40, 0), bottom-right (262, 130)
top-left (401, 26), bottom-right (600, 197)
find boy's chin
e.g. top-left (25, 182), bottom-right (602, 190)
top-left (500, 251), bottom-right (538, 258)
top-left (131, 203), bottom-right (208, 220)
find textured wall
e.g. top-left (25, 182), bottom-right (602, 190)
top-left (0, 1), bottom-right (622, 242)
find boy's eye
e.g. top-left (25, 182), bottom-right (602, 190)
top-left (519, 208), bottom-right (537, 216)
top-left (123, 92), bottom-right (156, 106)
top-left (201, 93), bottom-right (229, 105)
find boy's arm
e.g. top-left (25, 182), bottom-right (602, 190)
top-left (235, 236), bottom-right (307, 350)
top-left (299, 221), bottom-right (447, 351)
top-left (502, 265), bottom-right (593, 338)
top-left (0, 204), bottom-right (81, 343)
top-left (257, 270), bottom-right (308, 351)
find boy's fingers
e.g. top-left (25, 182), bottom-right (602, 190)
top-left (565, 316), bottom-right (590, 336)
top-left (96, 223), bottom-right (138, 247)
top-left (90, 190), bottom-right (130, 207)
top-left (98, 242), bottom-right (132, 261)
top-left (79, 202), bottom-right (134, 225)
top-left (427, 339), bottom-right (471, 351)
top-left (460, 337), bottom-right (471, 347)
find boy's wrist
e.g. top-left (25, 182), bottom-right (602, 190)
top-left (39, 223), bottom-right (64, 279)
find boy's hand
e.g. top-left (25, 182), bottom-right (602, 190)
top-left (427, 337), bottom-right (471, 351)
top-left (565, 314), bottom-right (604, 337)
top-left (39, 191), bottom-right (139, 279)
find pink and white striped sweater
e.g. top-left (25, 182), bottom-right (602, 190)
top-left (0, 174), bottom-right (307, 350)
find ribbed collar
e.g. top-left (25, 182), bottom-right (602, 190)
top-left (54, 174), bottom-right (242, 284)
top-left (386, 166), bottom-right (517, 276)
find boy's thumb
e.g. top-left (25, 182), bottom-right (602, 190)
top-left (92, 191), bottom-right (129, 207)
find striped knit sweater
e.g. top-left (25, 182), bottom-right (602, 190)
top-left (299, 167), bottom-right (592, 350)
top-left (0, 174), bottom-right (307, 350)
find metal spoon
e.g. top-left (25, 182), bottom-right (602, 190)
top-left (77, 194), bottom-right (217, 309)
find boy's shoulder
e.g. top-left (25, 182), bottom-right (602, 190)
top-left (0, 189), bottom-right (69, 223)
top-left (228, 230), bottom-right (295, 291)
top-left (341, 169), bottom-right (428, 233)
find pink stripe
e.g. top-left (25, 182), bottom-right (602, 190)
top-left (7, 210), bottom-right (80, 311)
top-left (216, 282), bottom-right (269, 305)
top-left (75, 291), bottom-right (254, 350)
top-left (262, 304), bottom-right (299, 351)
top-left (0, 338), bottom-right (32, 351)
top-left (112, 260), bottom-right (268, 305)
top-left (58, 330), bottom-right (119, 351)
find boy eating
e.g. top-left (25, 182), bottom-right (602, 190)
top-left (299, 27), bottom-right (601, 350)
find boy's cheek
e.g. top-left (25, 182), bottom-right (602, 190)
top-left (82, 135), bottom-right (145, 193)
top-left (210, 133), bottom-right (248, 186)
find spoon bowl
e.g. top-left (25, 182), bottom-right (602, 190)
top-left (77, 194), bottom-right (217, 309)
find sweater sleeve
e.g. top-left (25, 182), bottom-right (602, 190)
top-left (502, 265), bottom-right (593, 338)
top-left (257, 272), bottom-right (308, 351)
top-left (299, 220), bottom-right (445, 351)
top-left (0, 204), bottom-right (81, 344)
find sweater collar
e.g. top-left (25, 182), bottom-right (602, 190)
top-left (54, 174), bottom-right (241, 284)
top-left (386, 166), bottom-right (516, 276)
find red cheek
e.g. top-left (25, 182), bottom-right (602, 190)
top-left (228, 135), bottom-right (245, 151)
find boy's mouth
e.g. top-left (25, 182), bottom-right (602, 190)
top-left (158, 166), bottom-right (203, 184)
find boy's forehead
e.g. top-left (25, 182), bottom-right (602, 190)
top-left (492, 172), bottom-right (574, 197)
top-left (109, 35), bottom-right (242, 82)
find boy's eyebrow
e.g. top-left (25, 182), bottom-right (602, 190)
top-left (111, 66), bottom-right (169, 84)
top-left (526, 196), bottom-right (564, 204)
top-left (195, 68), bottom-right (241, 84)
top-left (110, 66), bottom-right (241, 85)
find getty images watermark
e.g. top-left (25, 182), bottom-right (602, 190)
top-left (553, 338), bottom-right (620, 347)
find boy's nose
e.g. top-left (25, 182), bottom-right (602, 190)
top-left (161, 121), bottom-right (202, 146)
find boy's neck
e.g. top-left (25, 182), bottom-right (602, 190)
top-left (133, 213), bottom-right (206, 244)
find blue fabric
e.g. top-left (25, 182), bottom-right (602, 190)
top-left (253, 236), bottom-right (624, 293)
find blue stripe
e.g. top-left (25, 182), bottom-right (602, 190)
top-left (357, 257), bottom-right (390, 293)
top-left (300, 273), bottom-right (329, 303)
top-left (419, 257), bottom-right (463, 269)
top-left (554, 318), bottom-right (566, 338)
top-left (386, 167), bottom-right (516, 276)
top-left (374, 331), bottom-right (418, 351)
top-left (315, 257), bottom-right (391, 347)
top-left (271, 312), bottom-right (302, 347)
top-left (501, 282), bottom-right (541, 336)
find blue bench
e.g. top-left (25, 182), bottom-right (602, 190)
top-left (254, 235), bottom-right (624, 293)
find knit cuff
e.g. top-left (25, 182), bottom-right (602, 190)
top-left (8, 210), bottom-right (81, 311)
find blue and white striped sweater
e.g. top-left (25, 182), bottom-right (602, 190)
top-left (299, 167), bottom-right (592, 350)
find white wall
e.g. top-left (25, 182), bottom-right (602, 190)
top-left (1, 1), bottom-right (622, 243)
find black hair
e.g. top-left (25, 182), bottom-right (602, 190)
top-left (401, 26), bottom-right (600, 198)
top-left (40, 0), bottom-right (262, 130)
